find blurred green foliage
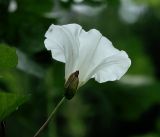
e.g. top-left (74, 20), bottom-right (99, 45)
top-left (0, 0), bottom-right (160, 137)
top-left (0, 43), bottom-right (28, 123)
top-left (0, 44), bottom-right (17, 69)
top-left (0, 92), bottom-right (29, 121)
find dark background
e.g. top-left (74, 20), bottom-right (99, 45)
top-left (0, 0), bottom-right (160, 137)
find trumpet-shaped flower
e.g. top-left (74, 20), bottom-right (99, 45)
top-left (44, 24), bottom-right (131, 99)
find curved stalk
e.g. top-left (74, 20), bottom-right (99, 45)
top-left (33, 97), bottom-right (65, 137)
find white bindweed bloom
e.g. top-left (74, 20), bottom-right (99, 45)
top-left (44, 24), bottom-right (131, 98)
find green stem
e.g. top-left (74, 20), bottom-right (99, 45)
top-left (33, 97), bottom-right (65, 137)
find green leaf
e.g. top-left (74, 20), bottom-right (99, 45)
top-left (0, 44), bottom-right (18, 69)
top-left (0, 92), bottom-right (29, 121)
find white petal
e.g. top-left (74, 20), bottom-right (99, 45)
top-left (44, 39), bottom-right (65, 63)
top-left (44, 24), bottom-right (82, 80)
top-left (77, 29), bottom-right (102, 83)
top-left (44, 23), bottom-right (131, 87)
top-left (77, 29), bottom-right (125, 85)
top-left (91, 51), bottom-right (131, 83)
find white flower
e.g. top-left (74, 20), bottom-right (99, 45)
top-left (44, 24), bottom-right (131, 89)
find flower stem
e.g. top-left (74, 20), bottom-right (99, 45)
top-left (33, 97), bottom-right (65, 137)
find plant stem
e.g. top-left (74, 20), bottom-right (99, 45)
top-left (33, 97), bottom-right (65, 137)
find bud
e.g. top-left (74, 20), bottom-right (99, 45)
top-left (64, 71), bottom-right (79, 100)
